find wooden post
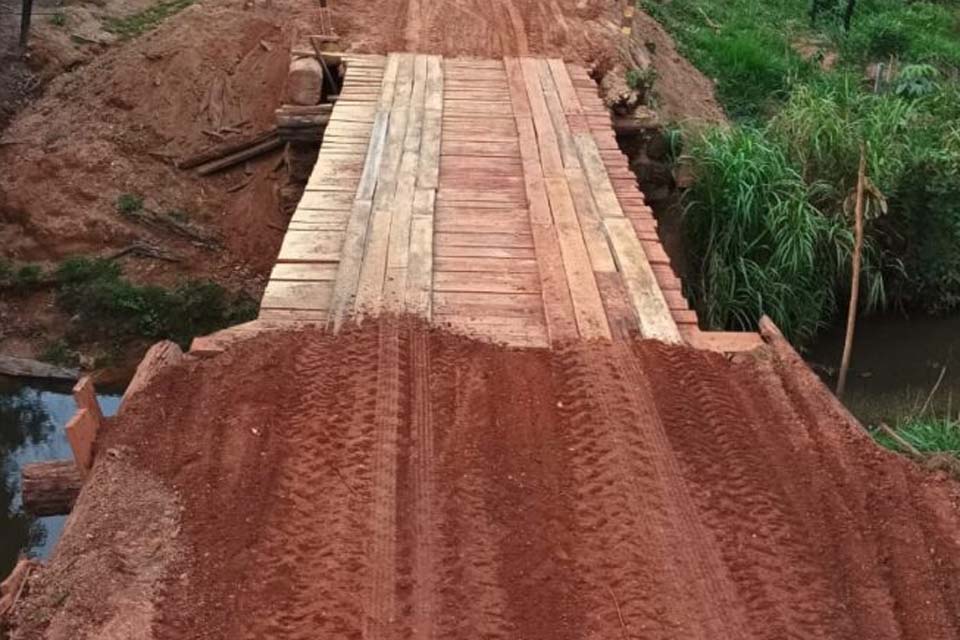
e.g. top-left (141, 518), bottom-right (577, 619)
top-left (19, 0), bottom-right (33, 49)
top-left (65, 408), bottom-right (98, 475)
top-left (836, 145), bottom-right (867, 399)
top-left (73, 376), bottom-right (104, 425)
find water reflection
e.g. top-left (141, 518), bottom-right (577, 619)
top-left (0, 377), bottom-right (121, 578)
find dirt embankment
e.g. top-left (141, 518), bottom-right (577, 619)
top-left (8, 319), bottom-right (960, 639)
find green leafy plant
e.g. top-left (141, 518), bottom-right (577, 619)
top-left (116, 193), bottom-right (144, 215)
top-left (893, 63), bottom-right (940, 99)
top-left (49, 12), bottom-right (66, 27)
top-left (54, 256), bottom-right (256, 348)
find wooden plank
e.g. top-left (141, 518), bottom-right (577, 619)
top-left (574, 133), bottom-right (625, 218)
top-left (433, 291), bottom-right (543, 317)
top-left (406, 214), bottom-right (434, 318)
top-left (297, 191), bottom-right (355, 211)
top-left (384, 55), bottom-right (428, 308)
top-left (418, 55), bottom-right (443, 189)
top-left (537, 59), bottom-right (580, 169)
top-left (435, 232), bottom-right (533, 248)
top-left (261, 281), bottom-right (333, 310)
top-left (547, 59), bottom-right (583, 115)
top-left (434, 244), bottom-right (536, 259)
top-left (434, 271), bottom-right (540, 294)
top-left (327, 60), bottom-right (397, 329)
top-left (441, 140), bottom-right (520, 157)
top-left (565, 169), bottom-right (617, 273)
top-left (544, 177), bottom-right (611, 340)
top-left (520, 57), bottom-right (563, 178)
top-left (276, 230), bottom-right (344, 263)
top-left (355, 53), bottom-right (415, 315)
top-left (505, 56), bottom-right (578, 343)
top-left (603, 217), bottom-right (681, 343)
top-left (434, 256), bottom-right (538, 272)
top-left (270, 263), bottom-right (339, 281)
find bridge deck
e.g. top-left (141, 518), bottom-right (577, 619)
top-left (260, 53), bottom-right (698, 347)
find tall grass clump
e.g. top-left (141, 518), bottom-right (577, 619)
top-left (683, 127), bottom-right (858, 344)
top-left (874, 415), bottom-right (960, 459)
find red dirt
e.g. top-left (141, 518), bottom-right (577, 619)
top-left (10, 318), bottom-right (960, 639)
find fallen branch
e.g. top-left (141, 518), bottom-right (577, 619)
top-left (178, 128), bottom-right (278, 170)
top-left (878, 422), bottom-right (923, 459)
top-left (919, 365), bottom-right (947, 417)
top-left (105, 242), bottom-right (181, 262)
top-left (195, 135), bottom-right (284, 176)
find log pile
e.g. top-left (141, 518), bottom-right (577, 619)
top-left (276, 104), bottom-right (331, 143)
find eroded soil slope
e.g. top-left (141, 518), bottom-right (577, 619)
top-left (11, 319), bottom-right (960, 639)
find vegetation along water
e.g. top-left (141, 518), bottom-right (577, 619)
top-left (641, 0), bottom-right (960, 452)
top-left (0, 377), bottom-right (121, 577)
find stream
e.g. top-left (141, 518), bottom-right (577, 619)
top-left (0, 377), bottom-right (121, 578)
top-left (806, 313), bottom-right (960, 426)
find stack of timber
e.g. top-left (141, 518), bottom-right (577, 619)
top-left (276, 104), bottom-right (331, 143)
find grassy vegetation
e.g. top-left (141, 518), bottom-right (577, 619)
top-left (874, 415), bottom-right (960, 459)
top-left (2, 257), bottom-right (256, 352)
top-left (104, 0), bottom-right (195, 39)
top-left (643, 0), bottom-right (960, 345)
top-left (116, 193), bottom-right (144, 215)
top-left (54, 257), bottom-right (256, 348)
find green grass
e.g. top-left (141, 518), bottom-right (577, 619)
top-left (116, 193), bottom-right (144, 215)
top-left (104, 0), bottom-right (195, 39)
top-left (874, 415), bottom-right (960, 458)
top-left (54, 257), bottom-right (257, 348)
top-left (642, 0), bottom-right (960, 345)
top-left (0, 261), bottom-right (45, 292)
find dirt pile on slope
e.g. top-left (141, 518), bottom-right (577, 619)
top-left (8, 318), bottom-right (960, 639)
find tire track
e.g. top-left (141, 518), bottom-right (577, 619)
top-left (554, 342), bottom-right (749, 638)
top-left (363, 319), bottom-right (405, 640)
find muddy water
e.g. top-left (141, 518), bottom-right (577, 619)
top-left (806, 313), bottom-right (960, 425)
top-left (0, 377), bottom-right (121, 577)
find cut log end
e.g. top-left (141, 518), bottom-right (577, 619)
top-left (21, 460), bottom-right (83, 517)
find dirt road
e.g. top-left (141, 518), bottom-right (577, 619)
top-left (336, 0), bottom-right (615, 61)
top-left (13, 319), bottom-right (959, 639)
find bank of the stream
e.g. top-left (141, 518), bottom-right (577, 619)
top-left (0, 377), bottom-right (121, 578)
top-left (640, 0), bottom-right (960, 346)
top-left (808, 313), bottom-right (960, 424)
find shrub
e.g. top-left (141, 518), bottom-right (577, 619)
top-left (115, 193), bottom-right (144, 215)
top-left (54, 256), bottom-right (257, 348)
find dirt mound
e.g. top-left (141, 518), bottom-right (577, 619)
top-left (9, 318), bottom-right (960, 639)
top-left (0, 0), bottom-right (320, 284)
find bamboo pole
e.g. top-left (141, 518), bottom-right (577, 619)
top-left (836, 145), bottom-right (867, 399)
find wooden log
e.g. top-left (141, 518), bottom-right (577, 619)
top-left (276, 104), bottom-right (333, 116)
top-left (287, 57), bottom-right (323, 106)
top-left (21, 460), bottom-right (83, 516)
top-left (277, 128), bottom-right (324, 143)
top-left (177, 128), bottom-right (278, 170)
top-left (275, 111), bottom-right (331, 129)
top-left (0, 355), bottom-right (78, 381)
top-left (195, 135), bottom-right (284, 176)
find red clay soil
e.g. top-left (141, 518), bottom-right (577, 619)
top-left (9, 318), bottom-right (960, 639)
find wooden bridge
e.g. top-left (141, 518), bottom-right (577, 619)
top-left (258, 52), bottom-right (757, 351)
